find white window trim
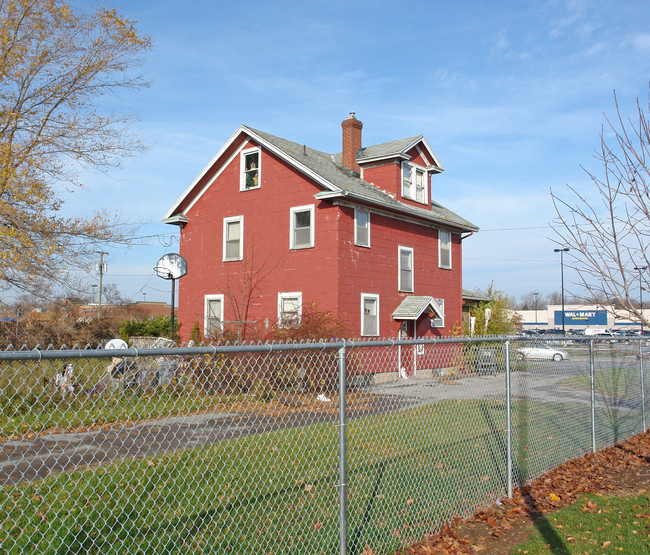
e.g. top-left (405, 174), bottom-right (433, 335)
top-left (240, 147), bottom-right (261, 191)
top-left (438, 229), bottom-right (452, 269)
top-left (223, 215), bottom-right (243, 261)
top-left (430, 298), bottom-right (445, 328)
top-left (361, 293), bottom-right (380, 337)
top-left (290, 204), bottom-right (315, 249)
top-left (204, 294), bottom-right (224, 336)
top-left (401, 161), bottom-right (429, 205)
top-left (398, 246), bottom-right (414, 292)
top-left (277, 292), bottom-right (302, 328)
top-left (354, 208), bottom-right (371, 247)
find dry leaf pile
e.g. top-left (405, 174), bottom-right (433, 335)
top-left (402, 430), bottom-right (650, 554)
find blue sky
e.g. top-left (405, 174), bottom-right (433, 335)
top-left (68, 0), bottom-right (650, 304)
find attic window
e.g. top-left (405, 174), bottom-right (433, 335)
top-left (241, 148), bottom-right (260, 190)
top-left (401, 162), bottom-right (428, 205)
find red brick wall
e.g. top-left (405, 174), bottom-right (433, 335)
top-left (336, 205), bottom-right (463, 338)
top-left (177, 139), bottom-right (463, 342)
top-left (178, 139), bottom-right (340, 341)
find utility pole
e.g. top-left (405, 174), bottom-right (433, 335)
top-left (96, 251), bottom-right (108, 318)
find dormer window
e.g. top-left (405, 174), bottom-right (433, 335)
top-left (401, 162), bottom-right (427, 204)
top-left (241, 148), bottom-right (260, 190)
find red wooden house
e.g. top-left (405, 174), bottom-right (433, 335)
top-left (163, 114), bottom-right (477, 344)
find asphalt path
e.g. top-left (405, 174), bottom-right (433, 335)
top-left (0, 348), bottom-right (645, 487)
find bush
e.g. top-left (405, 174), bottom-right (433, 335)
top-left (119, 315), bottom-right (179, 342)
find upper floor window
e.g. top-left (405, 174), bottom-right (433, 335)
top-left (398, 246), bottom-right (414, 292)
top-left (241, 148), bottom-right (260, 191)
top-left (278, 292), bottom-right (302, 328)
top-left (290, 204), bottom-right (314, 249)
top-left (204, 294), bottom-right (224, 337)
top-left (354, 208), bottom-right (370, 247)
top-left (223, 216), bottom-right (243, 261)
top-left (401, 162), bottom-right (427, 204)
top-left (439, 229), bottom-right (451, 269)
top-left (361, 293), bottom-right (379, 336)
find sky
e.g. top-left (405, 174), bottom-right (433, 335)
top-left (65, 0), bottom-right (650, 305)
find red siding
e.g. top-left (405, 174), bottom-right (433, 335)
top-left (336, 206), bottom-right (463, 338)
top-left (178, 141), bottom-right (340, 340)
top-left (176, 139), bottom-right (464, 342)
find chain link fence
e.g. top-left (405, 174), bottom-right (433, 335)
top-left (0, 335), bottom-right (647, 553)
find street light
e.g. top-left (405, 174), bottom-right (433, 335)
top-left (532, 291), bottom-right (539, 329)
top-left (554, 248), bottom-right (570, 334)
top-left (634, 265), bottom-right (648, 333)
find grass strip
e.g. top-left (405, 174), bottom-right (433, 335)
top-left (511, 492), bottom-right (650, 554)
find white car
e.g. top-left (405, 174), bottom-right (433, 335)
top-left (517, 342), bottom-right (569, 362)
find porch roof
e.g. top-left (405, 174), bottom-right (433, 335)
top-left (392, 296), bottom-right (443, 320)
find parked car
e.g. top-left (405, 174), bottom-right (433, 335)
top-left (516, 342), bottom-right (569, 362)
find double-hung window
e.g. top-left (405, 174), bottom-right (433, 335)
top-left (361, 294), bottom-right (379, 336)
top-left (240, 148), bottom-right (260, 190)
top-left (204, 294), bottom-right (224, 337)
top-left (398, 246), bottom-right (414, 292)
top-left (401, 162), bottom-right (428, 205)
top-left (223, 216), bottom-right (243, 261)
top-left (354, 208), bottom-right (370, 247)
top-left (278, 292), bottom-right (302, 328)
top-left (290, 205), bottom-right (314, 249)
top-left (438, 229), bottom-right (451, 269)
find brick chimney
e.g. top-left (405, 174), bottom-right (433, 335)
top-left (341, 112), bottom-right (362, 173)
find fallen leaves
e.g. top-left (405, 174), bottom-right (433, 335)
top-left (401, 429), bottom-right (650, 554)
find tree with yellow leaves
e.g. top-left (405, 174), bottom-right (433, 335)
top-left (0, 0), bottom-right (151, 297)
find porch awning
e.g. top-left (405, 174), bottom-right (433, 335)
top-left (392, 296), bottom-right (443, 320)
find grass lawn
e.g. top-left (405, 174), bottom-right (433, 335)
top-left (0, 397), bottom-right (605, 554)
top-left (511, 492), bottom-right (650, 553)
top-left (559, 366), bottom-right (642, 398)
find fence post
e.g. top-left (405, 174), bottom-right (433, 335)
top-left (590, 340), bottom-right (596, 453)
top-left (337, 344), bottom-right (348, 555)
top-left (639, 339), bottom-right (647, 432)
top-left (505, 340), bottom-right (512, 499)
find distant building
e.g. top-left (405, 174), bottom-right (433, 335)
top-left (515, 304), bottom-right (646, 332)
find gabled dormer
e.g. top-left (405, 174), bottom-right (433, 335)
top-left (361, 139), bottom-right (443, 210)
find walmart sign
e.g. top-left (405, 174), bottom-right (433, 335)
top-left (554, 310), bottom-right (608, 326)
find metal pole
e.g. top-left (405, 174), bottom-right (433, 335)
top-left (554, 248), bottom-right (569, 334)
top-left (337, 344), bottom-right (348, 554)
top-left (640, 339), bottom-right (647, 432)
top-left (170, 277), bottom-right (176, 341)
top-left (96, 250), bottom-right (107, 319)
top-left (590, 340), bottom-right (596, 453)
top-left (634, 265), bottom-right (647, 334)
top-left (560, 250), bottom-right (565, 335)
top-left (505, 340), bottom-right (512, 498)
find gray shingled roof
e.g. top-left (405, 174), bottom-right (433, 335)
top-left (245, 126), bottom-right (478, 232)
top-left (392, 296), bottom-right (443, 320)
top-left (357, 136), bottom-right (422, 162)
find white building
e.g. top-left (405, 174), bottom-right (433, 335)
top-left (516, 304), bottom-right (647, 333)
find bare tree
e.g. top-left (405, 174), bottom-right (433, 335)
top-left (218, 251), bottom-right (278, 342)
top-left (519, 291), bottom-right (544, 311)
top-left (0, 0), bottom-right (150, 298)
top-left (552, 90), bottom-right (650, 326)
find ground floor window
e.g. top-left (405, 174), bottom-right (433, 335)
top-left (361, 293), bottom-right (379, 336)
top-left (278, 292), bottom-right (302, 328)
top-left (430, 298), bottom-right (445, 328)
